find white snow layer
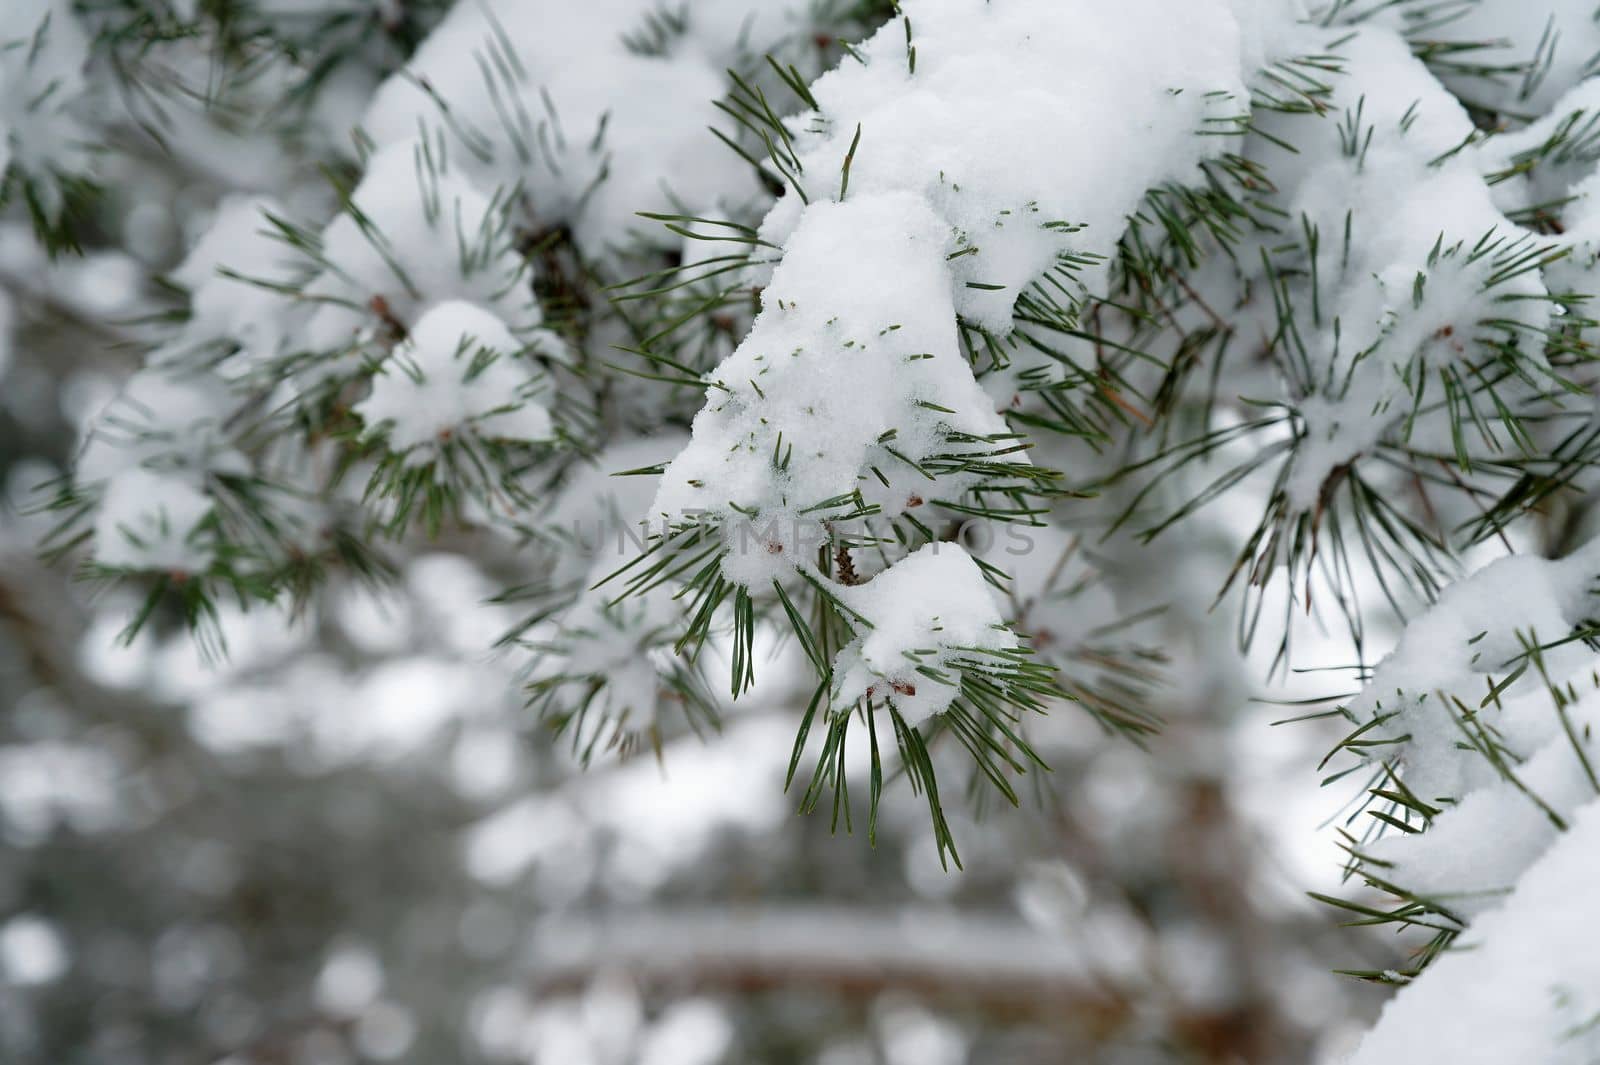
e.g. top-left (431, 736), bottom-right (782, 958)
top-left (302, 139), bottom-right (549, 357)
top-left (164, 195), bottom-right (304, 369)
top-left (654, 190), bottom-right (1010, 589)
top-left (1262, 28), bottom-right (1553, 509)
top-left (1347, 799), bottom-right (1600, 1065)
top-left (360, 0), bottom-right (832, 254)
top-left (1342, 538), bottom-right (1600, 1061)
top-left (78, 370), bottom-right (247, 573)
top-left (830, 544), bottom-right (1017, 724)
top-left (0, 0), bottom-right (93, 216)
top-left (357, 300), bottom-right (556, 464)
top-left (92, 467), bottom-right (215, 573)
top-left (655, 0), bottom-right (1275, 545)
top-left (756, 0), bottom-right (1262, 333)
top-left (1353, 0), bottom-right (1600, 117)
top-left (1346, 537), bottom-right (1600, 806)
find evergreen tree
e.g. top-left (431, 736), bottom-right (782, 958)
top-left (9, 0), bottom-right (1600, 1061)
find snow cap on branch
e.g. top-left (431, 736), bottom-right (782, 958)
top-left (830, 544), bottom-right (1017, 725)
top-left (755, 0), bottom-right (1259, 332)
top-left (303, 138), bottom-right (547, 359)
top-left (1348, 801), bottom-right (1600, 1065)
top-left (654, 190), bottom-right (1010, 587)
top-left (356, 299), bottom-right (556, 465)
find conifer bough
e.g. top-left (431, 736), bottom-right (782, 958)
top-left (20, 0), bottom-right (1600, 1058)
